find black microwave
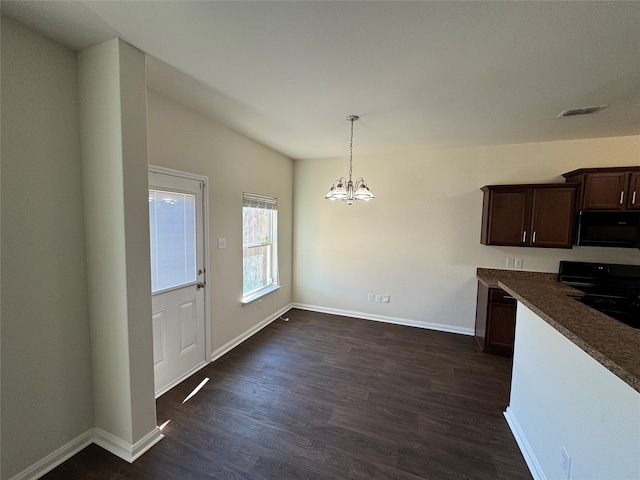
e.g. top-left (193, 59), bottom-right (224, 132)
top-left (575, 211), bottom-right (640, 248)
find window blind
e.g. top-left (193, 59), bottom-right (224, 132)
top-left (243, 193), bottom-right (277, 210)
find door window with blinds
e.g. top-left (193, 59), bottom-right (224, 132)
top-left (149, 189), bottom-right (197, 293)
top-left (242, 193), bottom-right (279, 302)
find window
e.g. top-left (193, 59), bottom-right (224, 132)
top-left (242, 193), bottom-right (279, 302)
top-left (149, 189), bottom-right (197, 292)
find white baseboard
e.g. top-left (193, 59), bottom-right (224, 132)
top-left (210, 303), bottom-right (293, 362)
top-left (504, 407), bottom-right (543, 480)
top-left (155, 360), bottom-right (209, 398)
top-left (9, 425), bottom-right (163, 480)
top-left (8, 430), bottom-right (94, 480)
top-left (291, 303), bottom-right (474, 336)
top-left (93, 426), bottom-right (164, 464)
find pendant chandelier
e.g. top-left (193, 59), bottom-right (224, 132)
top-left (325, 115), bottom-right (374, 205)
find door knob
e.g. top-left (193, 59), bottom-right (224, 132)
top-left (196, 281), bottom-right (206, 290)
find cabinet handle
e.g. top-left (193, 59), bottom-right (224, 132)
top-left (633, 191), bottom-right (637, 205)
top-left (532, 231), bottom-right (537, 243)
top-left (620, 191), bottom-right (624, 205)
top-left (522, 231), bottom-right (527, 243)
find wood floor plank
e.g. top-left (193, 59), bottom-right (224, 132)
top-left (42, 309), bottom-right (531, 479)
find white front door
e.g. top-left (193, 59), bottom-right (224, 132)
top-left (149, 168), bottom-right (207, 397)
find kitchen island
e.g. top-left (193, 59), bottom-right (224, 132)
top-left (477, 269), bottom-right (640, 480)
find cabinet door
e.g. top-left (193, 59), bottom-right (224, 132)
top-left (474, 282), bottom-right (490, 350)
top-left (482, 188), bottom-right (529, 246)
top-left (475, 284), bottom-right (517, 357)
top-left (582, 172), bottom-right (628, 210)
top-left (627, 173), bottom-right (640, 210)
top-left (486, 301), bottom-right (516, 356)
top-left (530, 186), bottom-right (576, 248)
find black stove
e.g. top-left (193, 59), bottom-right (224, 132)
top-left (558, 261), bottom-right (640, 329)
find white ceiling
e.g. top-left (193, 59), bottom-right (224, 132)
top-left (3, 1), bottom-right (640, 160)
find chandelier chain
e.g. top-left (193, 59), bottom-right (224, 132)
top-left (348, 117), bottom-right (354, 182)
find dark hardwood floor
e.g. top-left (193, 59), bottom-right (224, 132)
top-left (42, 309), bottom-right (531, 479)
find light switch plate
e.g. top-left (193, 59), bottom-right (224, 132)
top-left (218, 237), bottom-right (227, 249)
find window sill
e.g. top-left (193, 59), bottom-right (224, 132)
top-left (241, 284), bottom-right (281, 306)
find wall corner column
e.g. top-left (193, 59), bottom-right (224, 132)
top-left (78, 37), bottom-right (162, 462)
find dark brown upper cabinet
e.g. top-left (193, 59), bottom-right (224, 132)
top-left (563, 167), bottom-right (640, 211)
top-left (480, 184), bottom-right (577, 248)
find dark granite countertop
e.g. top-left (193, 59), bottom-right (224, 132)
top-left (477, 268), bottom-right (640, 393)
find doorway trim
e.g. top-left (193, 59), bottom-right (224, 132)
top-left (148, 164), bottom-right (211, 397)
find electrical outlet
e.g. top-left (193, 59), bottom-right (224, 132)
top-left (560, 446), bottom-right (571, 479)
top-left (506, 258), bottom-right (515, 268)
top-left (375, 294), bottom-right (382, 303)
top-left (515, 258), bottom-right (523, 269)
top-left (218, 237), bottom-right (227, 249)
top-left (382, 294), bottom-right (390, 303)
top-left (367, 293), bottom-right (374, 302)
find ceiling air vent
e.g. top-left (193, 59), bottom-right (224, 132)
top-left (556, 105), bottom-right (609, 118)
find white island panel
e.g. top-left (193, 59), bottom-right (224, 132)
top-left (505, 304), bottom-right (640, 480)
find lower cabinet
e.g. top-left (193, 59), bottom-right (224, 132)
top-left (475, 281), bottom-right (517, 357)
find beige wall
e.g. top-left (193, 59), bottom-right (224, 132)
top-left (1, 18), bottom-right (293, 478)
top-left (1, 17), bottom-right (294, 477)
top-left (293, 136), bottom-right (640, 332)
top-left (146, 90), bottom-right (294, 353)
top-left (1, 17), bottom-right (93, 478)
